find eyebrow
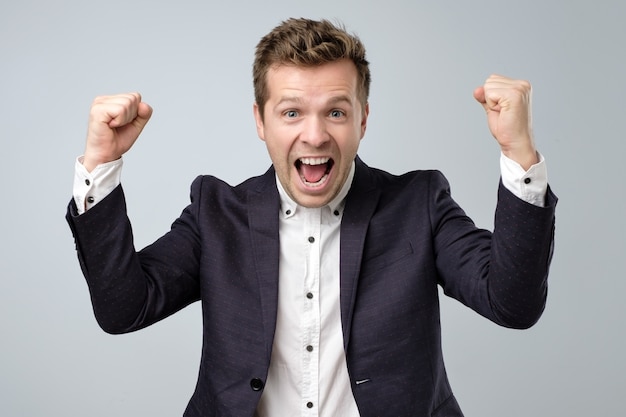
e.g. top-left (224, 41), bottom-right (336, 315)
top-left (327, 95), bottom-right (354, 106)
top-left (275, 96), bottom-right (303, 107)
top-left (275, 94), bottom-right (354, 108)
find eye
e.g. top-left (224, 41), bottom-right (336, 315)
top-left (284, 110), bottom-right (299, 118)
top-left (329, 109), bottom-right (345, 118)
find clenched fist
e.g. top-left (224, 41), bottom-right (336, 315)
top-left (83, 93), bottom-right (153, 172)
top-left (473, 75), bottom-right (538, 170)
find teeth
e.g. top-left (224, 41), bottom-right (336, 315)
top-left (299, 157), bottom-right (330, 165)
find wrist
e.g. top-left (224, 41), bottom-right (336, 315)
top-left (500, 141), bottom-right (538, 171)
top-left (82, 149), bottom-right (120, 173)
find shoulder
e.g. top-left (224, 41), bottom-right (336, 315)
top-left (356, 158), bottom-right (450, 196)
top-left (188, 166), bottom-right (275, 199)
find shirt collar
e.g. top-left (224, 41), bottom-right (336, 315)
top-left (276, 160), bottom-right (355, 218)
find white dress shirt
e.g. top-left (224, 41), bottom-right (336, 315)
top-left (255, 163), bottom-right (359, 417)
top-left (72, 153), bottom-right (548, 416)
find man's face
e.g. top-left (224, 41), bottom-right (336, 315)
top-left (254, 59), bottom-right (369, 208)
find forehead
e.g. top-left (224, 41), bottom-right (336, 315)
top-left (265, 59), bottom-right (359, 101)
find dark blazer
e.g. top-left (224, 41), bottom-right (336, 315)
top-left (66, 157), bottom-right (557, 417)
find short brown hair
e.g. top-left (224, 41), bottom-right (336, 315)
top-left (253, 18), bottom-right (371, 119)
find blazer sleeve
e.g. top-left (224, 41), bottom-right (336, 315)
top-left (66, 180), bottom-right (203, 334)
top-left (430, 171), bottom-right (557, 329)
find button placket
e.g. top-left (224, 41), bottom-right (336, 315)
top-left (302, 207), bottom-right (321, 415)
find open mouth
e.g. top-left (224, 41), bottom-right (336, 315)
top-left (295, 157), bottom-right (334, 187)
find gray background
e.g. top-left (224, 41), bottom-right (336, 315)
top-left (1, 0), bottom-right (624, 416)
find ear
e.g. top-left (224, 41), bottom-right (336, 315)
top-left (360, 102), bottom-right (370, 139)
top-left (253, 102), bottom-right (266, 141)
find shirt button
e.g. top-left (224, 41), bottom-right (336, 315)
top-left (306, 345), bottom-right (313, 352)
top-left (85, 179), bottom-right (91, 186)
top-left (285, 209), bottom-right (291, 215)
top-left (307, 402), bottom-right (314, 409)
top-left (333, 209), bottom-right (340, 216)
top-left (306, 292), bottom-right (313, 299)
top-left (86, 196), bottom-right (95, 204)
top-left (308, 236), bottom-right (315, 243)
top-left (524, 178), bottom-right (532, 184)
top-left (250, 378), bottom-right (264, 391)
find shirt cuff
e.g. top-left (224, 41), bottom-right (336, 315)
top-left (73, 156), bottom-right (123, 214)
top-left (500, 152), bottom-right (548, 208)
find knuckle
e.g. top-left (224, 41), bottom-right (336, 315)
top-left (92, 95), bottom-right (108, 107)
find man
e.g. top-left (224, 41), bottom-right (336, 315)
top-left (67, 18), bottom-right (556, 417)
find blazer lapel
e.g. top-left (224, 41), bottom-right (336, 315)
top-left (247, 168), bottom-right (281, 357)
top-left (339, 157), bottom-right (380, 350)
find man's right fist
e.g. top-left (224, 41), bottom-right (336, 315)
top-left (83, 93), bottom-right (153, 172)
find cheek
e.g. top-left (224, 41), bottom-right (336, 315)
top-left (339, 134), bottom-right (361, 159)
top-left (267, 128), bottom-right (298, 158)
top-left (264, 139), bottom-right (292, 168)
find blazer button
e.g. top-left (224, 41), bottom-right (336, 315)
top-left (250, 378), bottom-right (264, 391)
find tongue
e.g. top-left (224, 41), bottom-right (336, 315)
top-left (301, 163), bottom-right (327, 183)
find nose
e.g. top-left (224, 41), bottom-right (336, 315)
top-left (300, 116), bottom-right (330, 148)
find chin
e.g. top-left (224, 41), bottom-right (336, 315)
top-left (293, 191), bottom-right (333, 208)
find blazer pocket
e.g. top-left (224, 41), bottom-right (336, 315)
top-left (361, 241), bottom-right (414, 277)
